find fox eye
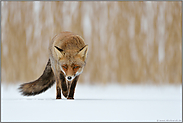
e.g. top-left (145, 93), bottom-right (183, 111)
top-left (62, 65), bottom-right (67, 69)
top-left (73, 66), bottom-right (79, 69)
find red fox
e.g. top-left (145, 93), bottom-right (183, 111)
top-left (19, 31), bottom-right (88, 99)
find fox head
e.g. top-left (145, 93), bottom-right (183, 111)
top-left (54, 44), bottom-right (88, 81)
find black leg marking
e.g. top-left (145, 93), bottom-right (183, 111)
top-left (60, 73), bottom-right (68, 97)
top-left (56, 85), bottom-right (61, 99)
top-left (56, 79), bottom-right (61, 99)
top-left (67, 75), bottom-right (79, 99)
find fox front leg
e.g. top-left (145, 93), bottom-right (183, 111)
top-left (55, 72), bottom-right (68, 99)
top-left (60, 73), bottom-right (68, 98)
top-left (56, 78), bottom-right (61, 99)
top-left (67, 75), bottom-right (80, 99)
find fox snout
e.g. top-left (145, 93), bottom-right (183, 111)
top-left (67, 76), bottom-right (72, 80)
top-left (66, 76), bottom-right (75, 81)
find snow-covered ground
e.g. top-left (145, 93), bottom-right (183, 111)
top-left (1, 83), bottom-right (182, 122)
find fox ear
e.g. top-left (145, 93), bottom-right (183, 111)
top-left (54, 46), bottom-right (63, 58)
top-left (78, 45), bottom-right (88, 61)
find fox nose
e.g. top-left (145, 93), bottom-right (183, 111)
top-left (67, 76), bottom-right (72, 80)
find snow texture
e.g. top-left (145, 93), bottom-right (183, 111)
top-left (1, 83), bottom-right (182, 122)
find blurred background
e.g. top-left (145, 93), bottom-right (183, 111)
top-left (1, 1), bottom-right (182, 85)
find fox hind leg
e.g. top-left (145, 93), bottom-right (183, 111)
top-left (67, 75), bottom-right (80, 99)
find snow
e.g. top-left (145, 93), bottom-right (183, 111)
top-left (1, 83), bottom-right (182, 122)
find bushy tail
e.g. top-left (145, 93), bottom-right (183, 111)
top-left (19, 59), bottom-right (55, 96)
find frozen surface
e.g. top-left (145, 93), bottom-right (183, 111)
top-left (1, 83), bottom-right (182, 122)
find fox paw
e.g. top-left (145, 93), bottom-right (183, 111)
top-left (67, 97), bottom-right (74, 99)
top-left (62, 91), bottom-right (68, 98)
top-left (56, 97), bottom-right (61, 99)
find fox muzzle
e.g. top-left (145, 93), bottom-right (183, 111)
top-left (66, 76), bottom-right (75, 81)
